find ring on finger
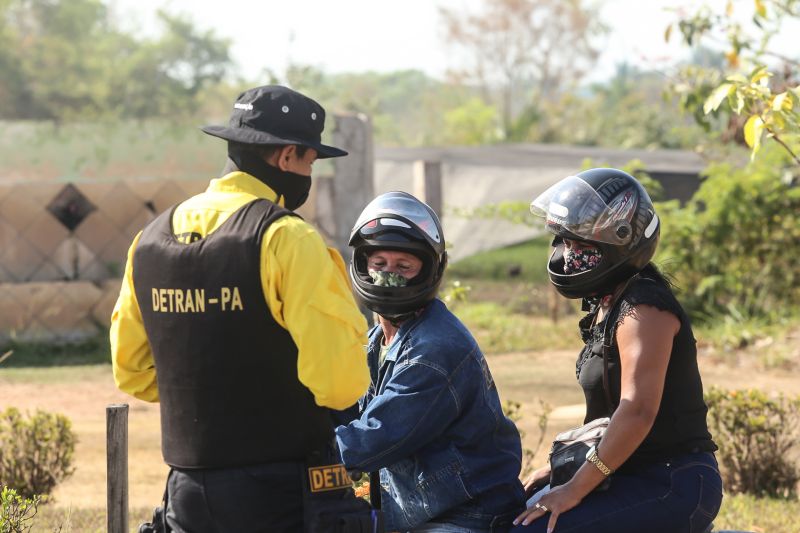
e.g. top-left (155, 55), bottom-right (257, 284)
top-left (534, 503), bottom-right (550, 513)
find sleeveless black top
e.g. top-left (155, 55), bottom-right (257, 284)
top-left (133, 199), bottom-right (333, 469)
top-left (576, 272), bottom-right (717, 468)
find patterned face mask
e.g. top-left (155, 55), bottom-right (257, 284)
top-left (369, 270), bottom-right (409, 287)
top-left (563, 246), bottom-right (602, 275)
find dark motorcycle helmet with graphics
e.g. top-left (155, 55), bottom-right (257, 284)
top-left (349, 191), bottom-right (447, 320)
top-left (530, 168), bottom-right (660, 299)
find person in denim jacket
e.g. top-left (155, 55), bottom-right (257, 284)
top-left (335, 191), bottom-right (526, 533)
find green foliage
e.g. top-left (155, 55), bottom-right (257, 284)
top-left (440, 280), bottom-right (472, 306)
top-left (0, 408), bottom-right (76, 499)
top-left (502, 399), bottom-right (551, 476)
top-left (657, 144), bottom-right (800, 320)
top-left (442, 97), bottom-right (501, 145)
top-left (446, 237), bottom-right (552, 283)
top-left (704, 66), bottom-right (800, 163)
top-left (0, 486), bottom-right (40, 533)
top-left (283, 66), bottom-right (492, 147)
top-left (0, 0), bottom-right (232, 121)
top-left (453, 202), bottom-right (539, 229)
top-left (667, 0), bottom-right (800, 164)
top-left (0, 336), bottom-right (109, 368)
top-left (714, 492), bottom-right (800, 533)
top-left (532, 68), bottom-right (705, 150)
top-left (705, 387), bottom-right (800, 498)
top-left (450, 299), bottom-right (578, 354)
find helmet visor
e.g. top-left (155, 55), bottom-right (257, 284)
top-left (353, 194), bottom-right (442, 244)
top-left (530, 176), bottom-right (637, 245)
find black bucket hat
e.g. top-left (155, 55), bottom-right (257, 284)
top-left (201, 85), bottom-right (347, 159)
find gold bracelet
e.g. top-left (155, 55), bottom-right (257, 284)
top-left (586, 445), bottom-right (613, 477)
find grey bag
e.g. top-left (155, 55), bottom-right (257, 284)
top-left (548, 417), bottom-right (610, 489)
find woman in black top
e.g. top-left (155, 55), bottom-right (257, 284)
top-left (511, 169), bottom-right (722, 533)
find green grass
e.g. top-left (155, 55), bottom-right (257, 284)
top-left (713, 493), bottom-right (800, 533)
top-left (451, 300), bottom-right (578, 354)
top-left (695, 314), bottom-right (800, 370)
top-left (28, 504), bottom-right (154, 533)
top-left (447, 236), bottom-right (552, 283)
top-left (0, 336), bottom-right (110, 368)
top-left (0, 363), bottom-right (112, 384)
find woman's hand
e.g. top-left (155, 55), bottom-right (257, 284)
top-left (513, 482), bottom-right (584, 531)
top-left (522, 465), bottom-right (551, 497)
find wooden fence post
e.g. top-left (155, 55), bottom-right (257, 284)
top-left (107, 403), bottom-right (129, 533)
top-left (413, 160), bottom-right (443, 216)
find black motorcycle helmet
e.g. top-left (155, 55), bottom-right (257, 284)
top-left (530, 168), bottom-right (660, 299)
top-left (349, 191), bottom-right (447, 320)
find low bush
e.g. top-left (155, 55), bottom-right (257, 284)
top-left (0, 408), bottom-right (76, 499)
top-left (705, 387), bottom-right (800, 498)
top-left (0, 485), bottom-right (41, 533)
top-left (658, 144), bottom-right (800, 323)
top-left (502, 399), bottom-right (551, 477)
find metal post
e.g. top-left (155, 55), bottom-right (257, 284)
top-left (412, 160), bottom-right (443, 217)
top-left (107, 403), bottom-right (129, 533)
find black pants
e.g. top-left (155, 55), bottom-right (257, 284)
top-left (166, 461), bottom-right (305, 533)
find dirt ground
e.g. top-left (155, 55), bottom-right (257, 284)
top-left (1, 348), bottom-right (799, 513)
top-left (0, 365), bottom-right (168, 510)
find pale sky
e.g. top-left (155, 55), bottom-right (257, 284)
top-left (109, 0), bottom-right (797, 83)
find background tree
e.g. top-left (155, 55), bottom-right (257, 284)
top-left (439, 0), bottom-right (607, 140)
top-left (0, 0), bottom-right (232, 122)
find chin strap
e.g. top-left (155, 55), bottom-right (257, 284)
top-left (581, 296), bottom-right (601, 312)
top-left (380, 307), bottom-right (426, 327)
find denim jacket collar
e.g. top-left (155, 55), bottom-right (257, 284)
top-left (368, 302), bottom-right (433, 391)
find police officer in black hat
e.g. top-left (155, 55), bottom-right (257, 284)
top-left (111, 86), bottom-right (371, 532)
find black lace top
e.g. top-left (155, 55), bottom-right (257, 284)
top-left (576, 272), bottom-right (717, 468)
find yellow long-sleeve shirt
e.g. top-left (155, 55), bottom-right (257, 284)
top-left (110, 171), bottom-right (370, 410)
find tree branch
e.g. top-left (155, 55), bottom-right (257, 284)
top-left (767, 128), bottom-right (800, 166)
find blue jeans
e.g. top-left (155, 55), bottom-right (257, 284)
top-left (411, 523), bottom-right (491, 533)
top-left (509, 452), bottom-right (722, 533)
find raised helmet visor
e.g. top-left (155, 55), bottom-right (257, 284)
top-left (531, 175), bottom-right (651, 246)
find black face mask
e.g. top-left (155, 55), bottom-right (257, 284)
top-left (226, 144), bottom-right (312, 211)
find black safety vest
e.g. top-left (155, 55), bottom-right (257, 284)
top-left (133, 199), bottom-right (333, 469)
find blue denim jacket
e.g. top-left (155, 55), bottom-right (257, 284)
top-left (335, 299), bottom-right (525, 531)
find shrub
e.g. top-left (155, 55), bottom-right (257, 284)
top-left (0, 485), bottom-right (41, 533)
top-left (0, 408), bottom-right (76, 499)
top-left (502, 399), bottom-right (551, 477)
top-left (705, 387), bottom-right (800, 498)
top-left (658, 143), bottom-right (800, 322)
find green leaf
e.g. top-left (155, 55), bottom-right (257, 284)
top-left (772, 92), bottom-right (791, 111)
top-left (664, 24), bottom-right (673, 42)
top-left (733, 91), bottom-right (746, 114)
top-left (754, 0), bottom-right (767, 17)
top-left (705, 83), bottom-right (734, 114)
top-left (750, 67), bottom-right (771, 84)
top-left (743, 114), bottom-right (764, 156)
top-left (726, 73), bottom-right (748, 84)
